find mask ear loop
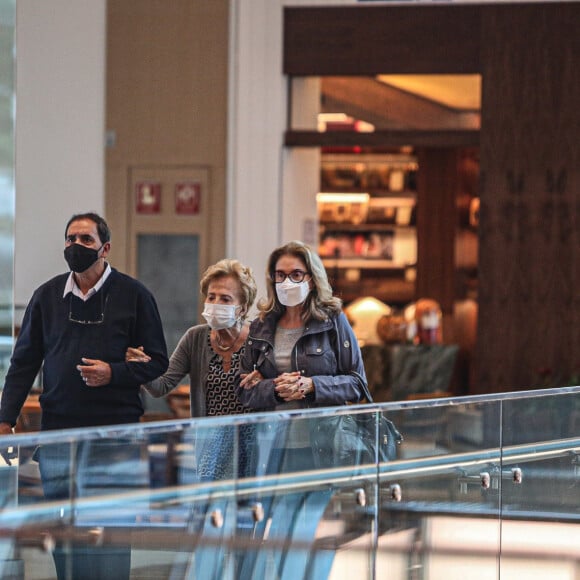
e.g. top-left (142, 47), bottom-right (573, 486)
top-left (235, 307), bottom-right (245, 329)
top-left (96, 243), bottom-right (108, 261)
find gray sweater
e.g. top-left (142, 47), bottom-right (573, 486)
top-left (144, 324), bottom-right (212, 417)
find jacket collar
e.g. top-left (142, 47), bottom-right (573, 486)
top-left (249, 311), bottom-right (334, 343)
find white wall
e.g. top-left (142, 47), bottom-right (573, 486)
top-left (282, 77), bottom-right (322, 248)
top-left (228, 0), bottom-right (355, 306)
top-left (15, 0), bottom-right (106, 314)
top-left (14, 0), bottom-right (352, 315)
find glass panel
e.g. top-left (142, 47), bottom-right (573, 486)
top-left (375, 399), bottom-right (502, 578)
top-left (221, 410), bottom-right (379, 580)
top-left (1, 387), bottom-right (579, 579)
top-left (0, 2), bottom-right (15, 568)
top-left (0, 0), bottom-right (15, 389)
top-left (499, 390), bottom-right (580, 577)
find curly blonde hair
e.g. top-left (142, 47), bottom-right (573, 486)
top-left (200, 259), bottom-right (257, 320)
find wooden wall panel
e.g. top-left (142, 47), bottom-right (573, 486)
top-left (476, 3), bottom-right (580, 392)
top-left (284, 4), bottom-right (480, 76)
top-left (105, 0), bottom-right (229, 275)
top-left (416, 148), bottom-right (459, 315)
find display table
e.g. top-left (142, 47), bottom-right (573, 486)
top-left (361, 344), bottom-right (459, 401)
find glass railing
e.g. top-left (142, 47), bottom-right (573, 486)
top-left (1, 386), bottom-right (579, 579)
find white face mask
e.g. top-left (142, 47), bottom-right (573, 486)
top-left (421, 311), bottom-right (440, 330)
top-left (275, 279), bottom-right (310, 307)
top-left (202, 303), bottom-right (240, 330)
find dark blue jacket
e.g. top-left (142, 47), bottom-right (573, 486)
top-left (0, 268), bottom-right (168, 430)
top-left (238, 311), bottom-right (366, 411)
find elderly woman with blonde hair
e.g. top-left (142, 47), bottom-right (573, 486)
top-left (128, 258), bottom-right (257, 417)
top-left (127, 258), bottom-right (258, 481)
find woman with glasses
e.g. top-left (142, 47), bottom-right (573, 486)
top-left (234, 241), bottom-right (368, 579)
top-left (238, 240), bottom-right (366, 471)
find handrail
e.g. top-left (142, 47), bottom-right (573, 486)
top-left (1, 385), bottom-right (579, 449)
top-left (1, 435), bottom-right (578, 530)
top-left (1, 386), bottom-right (579, 579)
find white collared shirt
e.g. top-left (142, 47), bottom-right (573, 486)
top-left (63, 263), bottom-right (112, 301)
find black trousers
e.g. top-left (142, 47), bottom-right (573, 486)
top-left (37, 439), bottom-right (147, 580)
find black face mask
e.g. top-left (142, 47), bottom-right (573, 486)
top-left (64, 244), bottom-right (102, 273)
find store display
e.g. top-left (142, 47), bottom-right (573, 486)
top-left (318, 150), bottom-right (418, 304)
top-left (344, 296), bottom-right (392, 345)
top-left (404, 298), bottom-right (443, 345)
top-left (377, 313), bottom-right (408, 344)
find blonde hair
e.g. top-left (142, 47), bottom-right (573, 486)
top-left (200, 259), bottom-right (257, 320)
top-left (258, 240), bottom-right (342, 321)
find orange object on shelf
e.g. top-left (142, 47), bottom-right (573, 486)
top-left (414, 298), bottom-right (443, 345)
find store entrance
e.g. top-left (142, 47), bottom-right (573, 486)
top-left (280, 1), bottom-right (579, 395)
top-left (283, 73), bottom-right (480, 396)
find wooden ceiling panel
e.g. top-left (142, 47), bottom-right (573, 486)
top-left (284, 5), bottom-right (481, 76)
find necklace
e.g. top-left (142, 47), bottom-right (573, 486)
top-left (215, 332), bottom-right (236, 352)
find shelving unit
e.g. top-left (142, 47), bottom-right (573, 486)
top-left (317, 150), bottom-right (419, 305)
top-left (320, 152), bottom-right (417, 194)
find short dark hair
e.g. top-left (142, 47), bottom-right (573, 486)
top-left (64, 212), bottom-right (111, 244)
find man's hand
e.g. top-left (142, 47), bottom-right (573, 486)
top-left (77, 358), bottom-right (112, 387)
top-left (0, 422), bottom-right (17, 466)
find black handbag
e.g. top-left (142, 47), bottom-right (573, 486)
top-left (351, 370), bottom-right (403, 462)
top-left (312, 370), bottom-right (403, 467)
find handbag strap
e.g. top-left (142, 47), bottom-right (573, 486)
top-left (331, 314), bottom-right (373, 404)
top-left (349, 370), bottom-right (374, 403)
top-left (345, 340), bottom-right (404, 446)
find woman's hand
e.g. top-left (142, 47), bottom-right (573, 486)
top-left (126, 346), bottom-right (151, 363)
top-left (274, 372), bottom-right (313, 401)
top-left (0, 422), bottom-right (13, 436)
top-left (240, 368), bottom-right (264, 390)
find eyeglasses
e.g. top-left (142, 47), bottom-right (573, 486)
top-left (68, 293), bottom-right (108, 325)
top-left (272, 269), bottom-right (310, 284)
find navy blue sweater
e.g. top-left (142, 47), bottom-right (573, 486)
top-left (0, 269), bottom-right (168, 430)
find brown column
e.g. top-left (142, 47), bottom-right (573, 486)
top-left (416, 148), bottom-right (459, 315)
top-left (476, 3), bottom-right (580, 392)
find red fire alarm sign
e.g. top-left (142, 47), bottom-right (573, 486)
top-left (175, 182), bottom-right (201, 215)
top-left (136, 182), bottom-right (161, 214)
